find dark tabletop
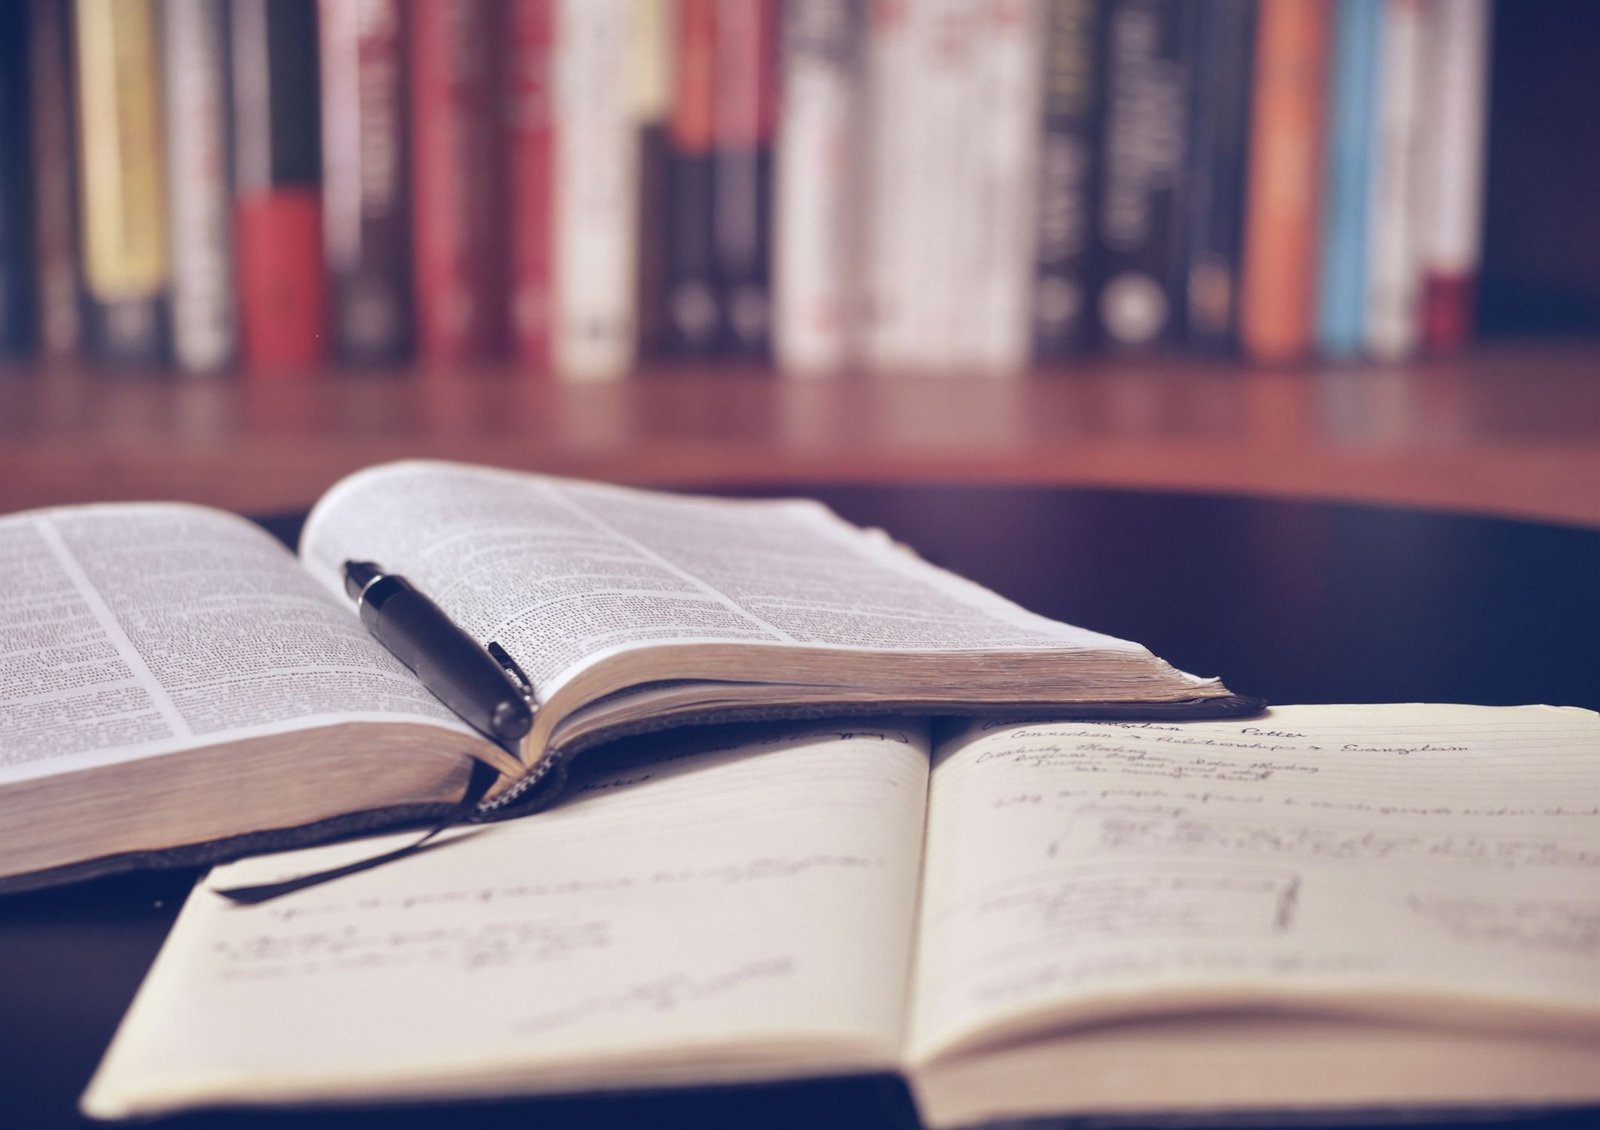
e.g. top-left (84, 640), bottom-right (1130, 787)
top-left (4, 484), bottom-right (1598, 1130)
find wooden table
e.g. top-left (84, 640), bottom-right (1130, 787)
top-left (2, 483), bottom-right (1597, 1130)
top-left (4, 345), bottom-right (1600, 528)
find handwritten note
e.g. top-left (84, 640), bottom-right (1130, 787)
top-left (85, 722), bottom-right (930, 1118)
top-left (909, 704), bottom-right (1600, 1063)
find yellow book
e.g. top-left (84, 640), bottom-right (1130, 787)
top-left (74, 0), bottom-right (169, 302)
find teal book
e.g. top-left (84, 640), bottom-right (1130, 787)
top-left (1317, 0), bottom-right (1381, 356)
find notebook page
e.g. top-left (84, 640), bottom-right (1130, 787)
top-left (83, 722), bottom-right (930, 1119)
top-left (908, 704), bottom-right (1600, 1063)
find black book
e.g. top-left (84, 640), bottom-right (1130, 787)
top-left (1179, 0), bottom-right (1256, 352)
top-left (0, 2), bottom-right (34, 358)
top-left (1093, 0), bottom-right (1189, 353)
top-left (1032, 0), bottom-right (1102, 360)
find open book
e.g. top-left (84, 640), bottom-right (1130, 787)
top-left (83, 705), bottom-right (1600, 1126)
top-left (0, 460), bottom-right (1251, 892)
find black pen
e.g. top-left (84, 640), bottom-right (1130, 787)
top-left (343, 560), bottom-right (535, 748)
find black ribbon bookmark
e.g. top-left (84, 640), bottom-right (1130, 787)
top-left (212, 758), bottom-right (502, 906)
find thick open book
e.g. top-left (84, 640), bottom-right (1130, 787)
top-left (83, 705), bottom-right (1600, 1126)
top-left (0, 460), bottom-right (1250, 892)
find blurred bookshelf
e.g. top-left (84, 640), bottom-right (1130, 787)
top-left (2, 1), bottom-right (1598, 525)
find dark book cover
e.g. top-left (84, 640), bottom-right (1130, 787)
top-left (710, 0), bottom-right (779, 360)
top-left (320, 0), bottom-right (411, 365)
top-left (232, 0), bottom-right (327, 372)
top-left (1093, 0), bottom-right (1189, 353)
top-left (1032, 0), bottom-right (1101, 361)
top-left (0, 2), bottom-right (34, 358)
top-left (1180, 0), bottom-right (1255, 352)
top-left (27, 0), bottom-right (79, 359)
top-left (665, 0), bottom-right (722, 357)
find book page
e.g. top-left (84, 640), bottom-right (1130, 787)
top-left (0, 504), bottom-right (470, 786)
top-left (907, 704), bottom-right (1600, 1064)
top-left (83, 722), bottom-right (931, 1118)
top-left (298, 461), bottom-right (1174, 701)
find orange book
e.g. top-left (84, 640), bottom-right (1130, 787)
top-left (1239, 0), bottom-right (1331, 365)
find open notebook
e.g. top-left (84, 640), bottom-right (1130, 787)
top-left (83, 704), bottom-right (1600, 1127)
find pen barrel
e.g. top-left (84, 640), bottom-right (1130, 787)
top-left (359, 576), bottom-right (533, 745)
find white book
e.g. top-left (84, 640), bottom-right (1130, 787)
top-left (162, 0), bottom-right (235, 372)
top-left (553, 0), bottom-right (639, 381)
top-left (1417, 0), bottom-right (1491, 324)
top-left (957, 0), bottom-right (1042, 374)
top-left (1364, 0), bottom-right (1426, 359)
top-left (861, 0), bottom-right (920, 372)
top-left (774, 0), bottom-right (863, 376)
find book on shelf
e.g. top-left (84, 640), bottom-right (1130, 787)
top-left (1030, 0), bottom-right (1100, 360)
top-left (1317, 0), bottom-right (1380, 358)
top-left (0, 459), bottom-right (1256, 894)
top-left (664, 0), bottom-right (722, 356)
top-left (1094, 0), bottom-right (1188, 355)
top-left (1418, 0), bottom-right (1491, 354)
top-left (507, 0), bottom-right (555, 368)
top-left (1238, 0), bottom-right (1330, 365)
top-left (550, 0), bottom-right (641, 380)
top-left (162, 0), bottom-right (236, 373)
top-left (0, 2), bottom-right (32, 358)
top-left (319, 0), bottom-right (411, 365)
top-left (80, 704), bottom-right (1600, 1125)
top-left (1364, 0), bottom-right (1426, 361)
top-left (231, 0), bottom-right (327, 371)
top-left (0, 0), bottom-right (1517, 375)
top-left (73, 0), bottom-right (170, 365)
top-left (26, 0), bottom-right (81, 359)
top-left (773, 0), bottom-right (864, 375)
top-left (408, 0), bottom-right (508, 362)
top-left (1179, 0), bottom-right (1254, 353)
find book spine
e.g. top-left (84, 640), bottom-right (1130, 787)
top-left (1095, 0), bottom-right (1189, 354)
top-left (1315, 0), bottom-right (1379, 357)
top-left (28, 0), bottom-right (80, 358)
top-left (73, 0), bottom-right (169, 365)
top-left (1180, 0), bottom-right (1255, 354)
top-left (1363, 0), bottom-right (1424, 360)
top-left (320, 0), bottom-right (411, 365)
top-left (1238, 0), bottom-right (1330, 365)
top-left (231, 0), bottom-right (326, 372)
top-left (507, 0), bottom-right (555, 369)
top-left (665, 0), bottom-right (720, 356)
top-left (959, 0), bottom-right (1042, 374)
top-left (1418, 0), bottom-right (1490, 354)
top-left (861, 0), bottom-right (918, 371)
top-left (632, 0), bottom-right (674, 362)
top-left (551, 0), bottom-right (639, 379)
top-left (711, 0), bottom-right (778, 360)
top-left (0, 2), bottom-right (33, 357)
top-left (902, 0), bottom-right (976, 372)
top-left (1031, 0), bottom-right (1100, 362)
top-left (163, 0), bottom-right (235, 373)
top-left (774, 0), bottom-right (862, 376)
top-left (409, 0), bottom-right (508, 362)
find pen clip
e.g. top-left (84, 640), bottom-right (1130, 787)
top-left (487, 641), bottom-right (538, 709)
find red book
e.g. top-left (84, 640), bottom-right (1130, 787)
top-left (507, 0), bottom-right (555, 368)
top-left (231, 0), bottom-right (327, 373)
top-left (235, 190), bottom-right (326, 370)
top-left (409, 0), bottom-right (508, 362)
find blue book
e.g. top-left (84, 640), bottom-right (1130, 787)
top-left (1317, 0), bottom-right (1382, 356)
